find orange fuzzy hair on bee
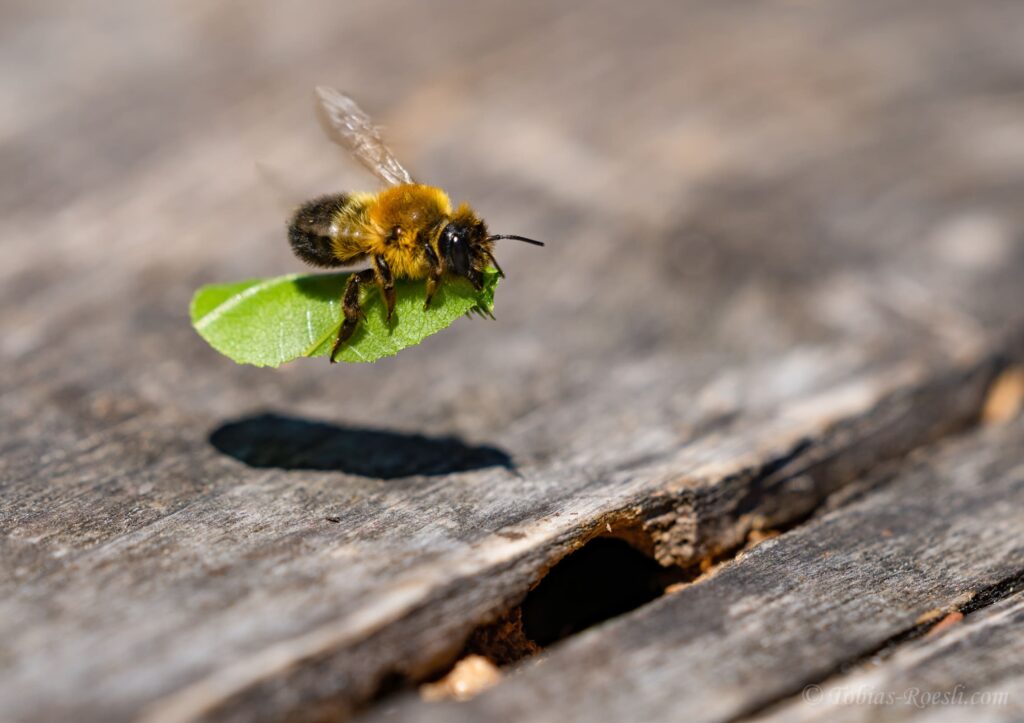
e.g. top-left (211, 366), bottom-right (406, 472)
top-left (365, 184), bottom-right (453, 279)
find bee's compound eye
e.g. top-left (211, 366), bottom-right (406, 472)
top-left (439, 224), bottom-right (471, 276)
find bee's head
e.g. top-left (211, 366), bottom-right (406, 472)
top-left (437, 205), bottom-right (491, 286)
top-left (437, 204), bottom-right (544, 287)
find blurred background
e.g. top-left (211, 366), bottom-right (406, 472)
top-left (4, 0), bottom-right (1023, 440)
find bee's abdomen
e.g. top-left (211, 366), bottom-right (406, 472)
top-left (287, 194), bottom-right (348, 267)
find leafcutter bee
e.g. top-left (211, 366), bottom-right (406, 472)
top-left (288, 88), bottom-right (543, 362)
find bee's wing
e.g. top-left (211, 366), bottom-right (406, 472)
top-left (314, 86), bottom-right (415, 187)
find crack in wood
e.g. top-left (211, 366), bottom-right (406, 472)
top-left (363, 413), bottom-right (1024, 723)
top-left (730, 567), bottom-right (1024, 722)
top-left (343, 339), bottom-right (1024, 719)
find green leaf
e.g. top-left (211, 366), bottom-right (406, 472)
top-left (190, 269), bottom-right (499, 366)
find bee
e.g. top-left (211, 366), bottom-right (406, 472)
top-left (288, 87), bottom-right (544, 362)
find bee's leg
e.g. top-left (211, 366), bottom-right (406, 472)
top-left (422, 241), bottom-right (444, 310)
top-left (372, 255), bottom-right (396, 322)
top-left (424, 272), bottom-right (442, 310)
top-left (331, 268), bottom-right (376, 363)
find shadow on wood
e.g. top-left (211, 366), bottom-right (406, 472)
top-left (209, 412), bottom-right (512, 479)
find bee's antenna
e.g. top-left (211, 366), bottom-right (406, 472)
top-left (487, 234), bottom-right (545, 246)
top-left (482, 249), bottom-right (505, 278)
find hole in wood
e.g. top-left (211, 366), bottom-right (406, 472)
top-left (457, 535), bottom-right (690, 677)
top-left (416, 536), bottom-right (690, 702)
top-left (520, 537), bottom-right (684, 646)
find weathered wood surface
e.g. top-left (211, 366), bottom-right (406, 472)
top-left (757, 591), bottom-right (1024, 722)
top-left (372, 417), bottom-right (1024, 723)
top-left (2, 1), bottom-right (1024, 721)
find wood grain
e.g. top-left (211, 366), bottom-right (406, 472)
top-left (2, 1), bottom-right (1024, 721)
top-left (754, 592), bottom-right (1024, 722)
top-left (373, 418), bottom-right (1024, 723)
